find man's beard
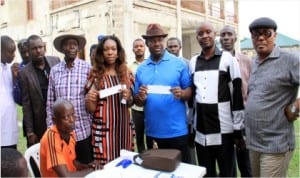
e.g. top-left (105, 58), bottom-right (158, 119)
top-left (32, 56), bottom-right (45, 65)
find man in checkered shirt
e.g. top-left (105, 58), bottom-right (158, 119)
top-left (189, 21), bottom-right (244, 177)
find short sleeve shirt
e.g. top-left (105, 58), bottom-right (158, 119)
top-left (134, 51), bottom-right (191, 138)
top-left (245, 46), bottom-right (299, 153)
top-left (40, 125), bottom-right (77, 177)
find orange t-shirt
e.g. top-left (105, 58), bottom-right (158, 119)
top-left (40, 125), bottom-right (77, 177)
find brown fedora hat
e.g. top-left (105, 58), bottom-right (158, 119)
top-left (53, 34), bottom-right (86, 53)
top-left (142, 23), bottom-right (168, 39)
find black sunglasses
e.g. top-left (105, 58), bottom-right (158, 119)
top-left (251, 30), bottom-right (274, 39)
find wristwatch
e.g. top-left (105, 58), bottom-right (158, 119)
top-left (290, 104), bottom-right (299, 116)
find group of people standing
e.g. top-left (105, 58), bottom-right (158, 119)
top-left (1, 16), bottom-right (299, 178)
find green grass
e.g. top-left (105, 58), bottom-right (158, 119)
top-left (288, 120), bottom-right (300, 177)
top-left (17, 107), bottom-right (299, 177)
top-left (17, 106), bottom-right (27, 154)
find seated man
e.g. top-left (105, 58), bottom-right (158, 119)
top-left (1, 148), bottom-right (28, 177)
top-left (40, 99), bottom-right (99, 177)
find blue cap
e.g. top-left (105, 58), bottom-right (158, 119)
top-left (97, 34), bottom-right (105, 41)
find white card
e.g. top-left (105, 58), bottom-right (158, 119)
top-left (147, 85), bottom-right (172, 94)
top-left (99, 84), bottom-right (124, 99)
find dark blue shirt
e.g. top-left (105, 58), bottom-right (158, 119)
top-left (13, 61), bottom-right (26, 105)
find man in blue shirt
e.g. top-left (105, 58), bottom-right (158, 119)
top-left (12, 38), bottom-right (30, 105)
top-left (134, 23), bottom-right (192, 163)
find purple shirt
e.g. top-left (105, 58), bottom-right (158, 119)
top-left (46, 58), bottom-right (92, 141)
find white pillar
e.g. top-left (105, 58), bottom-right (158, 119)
top-left (122, 0), bottom-right (134, 62)
top-left (204, 0), bottom-right (209, 19)
top-left (176, 0), bottom-right (183, 56)
top-left (176, 0), bottom-right (182, 38)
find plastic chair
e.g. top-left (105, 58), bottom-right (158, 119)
top-left (24, 143), bottom-right (41, 177)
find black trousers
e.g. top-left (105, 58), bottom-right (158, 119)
top-left (233, 130), bottom-right (252, 177)
top-left (75, 135), bottom-right (93, 164)
top-left (234, 147), bottom-right (252, 177)
top-left (195, 133), bottom-right (235, 177)
top-left (132, 109), bottom-right (146, 153)
top-left (1, 145), bottom-right (17, 149)
top-left (146, 134), bottom-right (192, 164)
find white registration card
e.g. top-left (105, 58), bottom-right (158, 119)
top-left (147, 85), bottom-right (172, 94)
top-left (99, 84), bottom-right (126, 98)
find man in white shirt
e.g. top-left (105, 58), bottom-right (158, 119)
top-left (0, 35), bottom-right (19, 149)
top-left (129, 38), bottom-right (146, 153)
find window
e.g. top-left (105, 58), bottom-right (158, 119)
top-left (50, 0), bottom-right (81, 10)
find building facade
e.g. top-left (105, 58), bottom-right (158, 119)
top-left (0, 0), bottom-right (240, 62)
top-left (241, 33), bottom-right (300, 58)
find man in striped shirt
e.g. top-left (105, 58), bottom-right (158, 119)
top-left (245, 17), bottom-right (299, 177)
top-left (41, 99), bottom-right (96, 177)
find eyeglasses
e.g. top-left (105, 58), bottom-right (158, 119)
top-left (251, 30), bottom-right (274, 39)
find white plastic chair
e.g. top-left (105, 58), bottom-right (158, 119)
top-left (24, 143), bottom-right (41, 177)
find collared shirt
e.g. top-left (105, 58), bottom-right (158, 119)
top-left (46, 58), bottom-right (92, 141)
top-left (189, 47), bottom-right (244, 146)
top-left (179, 56), bottom-right (189, 66)
top-left (235, 53), bottom-right (252, 104)
top-left (134, 50), bottom-right (191, 138)
top-left (40, 125), bottom-right (77, 177)
top-left (0, 63), bottom-right (19, 146)
top-left (33, 60), bottom-right (50, 107)
top-left (13, 61), bottom-right (27, 105)
top-left (129, 60), bottom-right (144, 111)
top-left (245, 46), bottom-right (299, 153)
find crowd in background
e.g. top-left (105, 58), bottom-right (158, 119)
top-left (1, 17), bottom-right (299, 177)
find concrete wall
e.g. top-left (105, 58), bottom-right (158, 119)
top-left (1, 0), bottom-right (239, 63)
